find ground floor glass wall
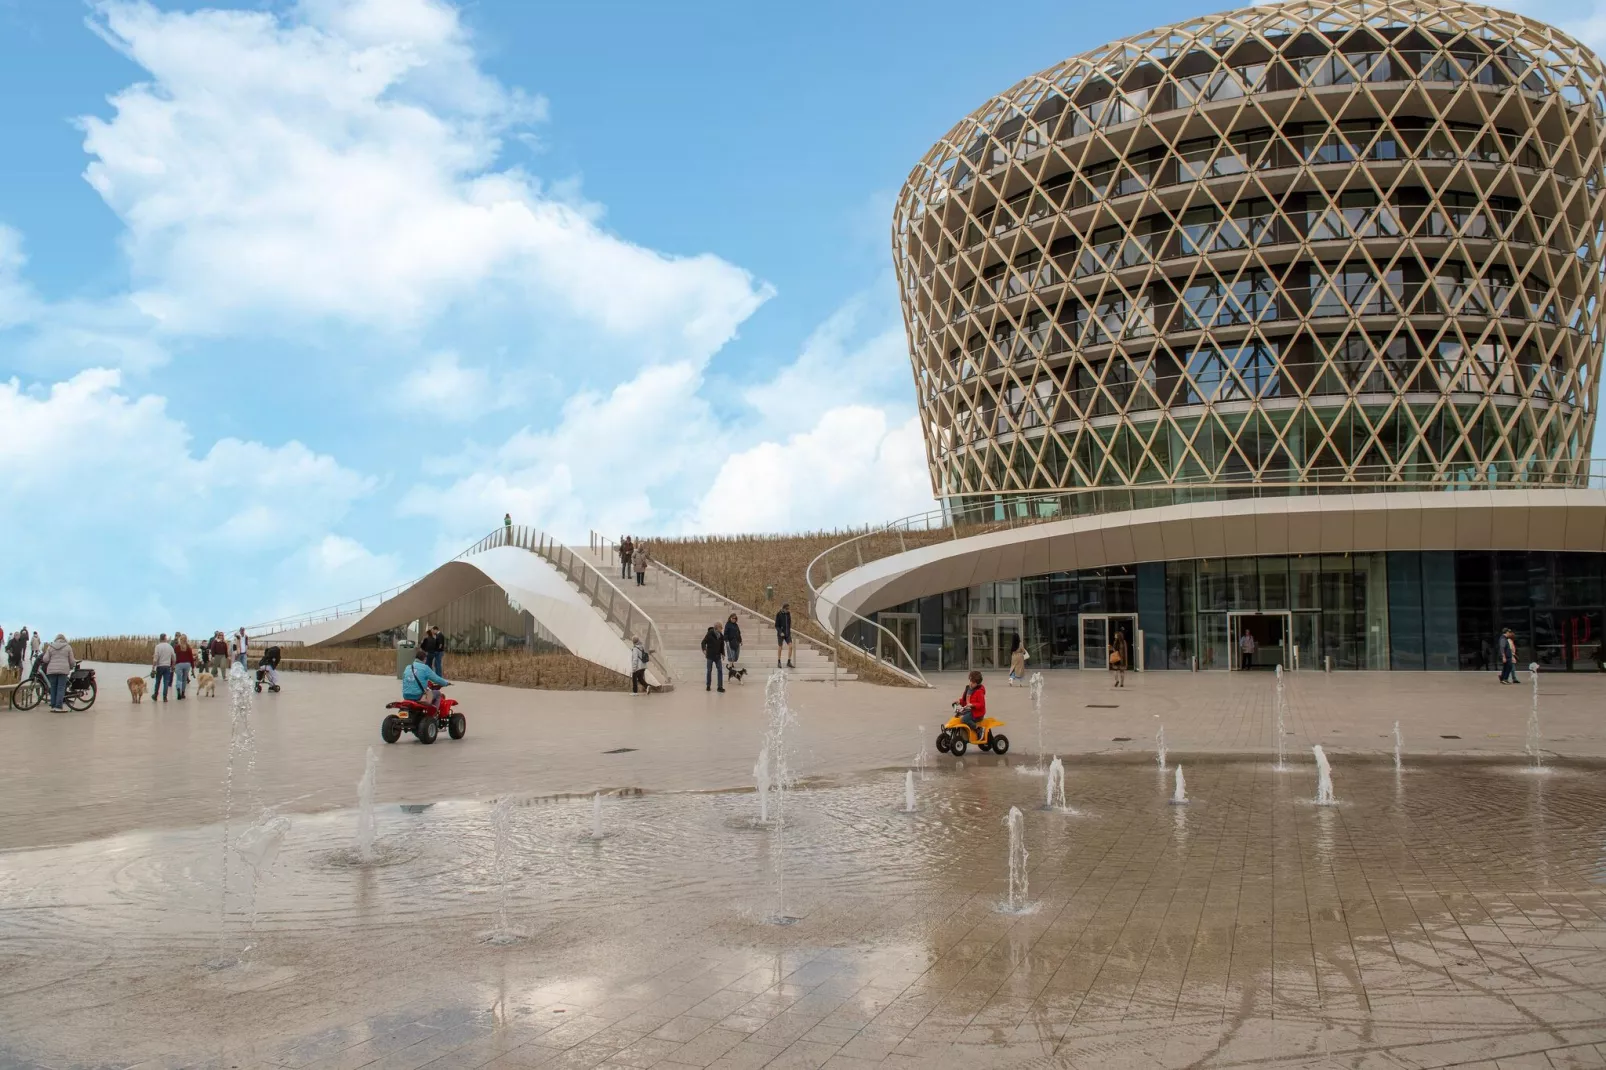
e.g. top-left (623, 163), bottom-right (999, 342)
top-left (871, 551), bottom-right (1606, 672)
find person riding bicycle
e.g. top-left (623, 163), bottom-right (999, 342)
top-left (402, 649), bottom-right (450, 712)
top-left (955, 670), bottom-right (987, 736)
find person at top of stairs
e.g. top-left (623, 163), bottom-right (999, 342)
top-left (775, 604), bottom-right (794, 669)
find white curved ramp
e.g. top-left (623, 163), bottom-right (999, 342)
top-left (258, 546), bottom-right (647, 682)
top-left (817, 489), bottom-right (1606, 626)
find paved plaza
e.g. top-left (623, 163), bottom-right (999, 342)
top-left (2, 664), bottom-right (1604, 1069)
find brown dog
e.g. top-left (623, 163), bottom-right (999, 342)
top-left (195, 671), bottom-right (216, 697)
top-left (127, 676), bottom-right (147, 703)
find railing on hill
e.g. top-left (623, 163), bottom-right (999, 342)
top-left (806, 460), bottom-right (1606, 661)
top-left (246, 524), bottom-right (672, 688)
top-left (588, 533), bottom-right (927, 688)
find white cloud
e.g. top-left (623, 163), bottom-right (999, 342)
top-left (0, 368), bottom-right (380, 631)
top-left (396, 351), bottom-right (512, 420)
top-left (692, 406), bottom-right (932, 534)
top-left (739, 289), bottom-right (909, 427)
top-left (0, 224), bottom-right (36, 330)
top-left (78, 0), bottom-right (770, 355)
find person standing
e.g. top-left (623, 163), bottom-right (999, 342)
top-left (1008, 635), bottom-right (1027, 686)
top-left (14, 627), bottom-right (26, 674)
top-left (634, 542), bottom-right (649, 586)
top-left (152, 633), bottom-right (176, 702)
top-left (234, 628), bottom-right (249, 669)
top-left (1238, 629), bottom-right (1256, 671)
top-left (41, 633), bottom-right (75, 712)
top-left (775, 603), bottom-right (794, 669)
top-left (630, 637), bottom-right (650, 696)
top-left (701, 624), bottom-right (726, 693)
top-left (619, 536), bottom-right (634, 580)
top-left (723, 614), bottom-right (742, 673)
top-left (1110, 630), bottom-right (1128, 688)
top-left (1498, 628), bottom-right (1518, 684)
top-left (503, 512), bottom-right (513, 544)
top-left (209, 631), bottom-right (230, 674)
top-left (173, 633), bottom-right (195, 699)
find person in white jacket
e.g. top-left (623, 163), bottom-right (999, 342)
top-left (630, 638), bottom-right (651, 695)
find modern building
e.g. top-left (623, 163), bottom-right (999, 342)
top-left (828, 0), bottom-right (1606, 672)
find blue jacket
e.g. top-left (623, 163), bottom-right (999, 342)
top-left (402, 660), bottom-right (448, 700)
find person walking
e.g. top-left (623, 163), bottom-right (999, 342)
top-left (723, 614), bottom-right (742, 674)
top-left (1497, 628), bottom-right (1518, 683)
top-left (41, 633), bottom-right (75, 712)
top-left (15, 626), bottom-right (28, 674)
top-left (209, 631), bottom-right (230, 675)
top-left (234, 628), bottom-right (249, 669)
top-left (619, 536), bottom-right (634, 580)
top-left (701, 624), bottom-right (726, 693)
top-left (1008, 635), bottom-right (1027, 686)
top-left (634, 542), bottom-right (649, 586)
top-left (1110, 630), bottom-right (1129, 688)
top-left (630, 637), bottom-right (651, 696)
top-left (152, 633), bottom-right (176, 702)
top-left (1238, 628), bottom-right (1256, 671)
top-left (775, 603), bottom-right (794, 669)
top-left (173, 633), bottom-right (195, 699)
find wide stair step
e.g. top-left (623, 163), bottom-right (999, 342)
top-left (579, 547), bottom-right (856, 684)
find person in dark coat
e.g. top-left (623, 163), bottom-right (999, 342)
top-left (775, 603), bottom-right (793, 669)
top-left (701, 625), bottom-right (725, 693)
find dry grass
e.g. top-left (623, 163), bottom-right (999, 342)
top-left (643, 531), bottom-right (951, 687)
top-left (72, 636), bottom-right (627, 692)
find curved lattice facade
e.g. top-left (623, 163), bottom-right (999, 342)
top-left (894, 0), bottom-right (1606, 507)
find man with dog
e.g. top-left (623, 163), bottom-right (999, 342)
top-left (151, 634), bottom-right (176, 702)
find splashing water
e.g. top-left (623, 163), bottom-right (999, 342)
top-left (762, 671), bottom-right (798, 922)
top-left (216, 663), bottom-right (258, 956)
top-left (1029, 672), bottom-right (1045, 769)
top-left (1045, 756), bottom-right (1066, 810)
top-left (355, 746), bottom-right (379, 863)
top-left (904, 770), bottom-right (916, 813)
top-left (753, 745), bottom-right (771, 824)
top-left (1171, 764), bottom-right (1187, 805)
top-left (1274, 664), bottom-right (1288, 770)
top-left (1526, 662), bottom-right (1544, 771)
top-left (485, 796), bottom-right (518, 945)
top-left (1312, 745), bottom-right (1337, 805)
top-left (1155, 725), bottom-right (1167, 770)
top-left (233, 809), bottom-right (290, 955)
top-left (1004, 806), bottom-right (1029, 912)
top-left (1393, 721), bottom-right (1403, 773)
top-left (591, 792), bottom-right (604, 840)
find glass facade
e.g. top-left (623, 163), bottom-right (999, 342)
top-left (872, 550), bottom-right (1606, 672)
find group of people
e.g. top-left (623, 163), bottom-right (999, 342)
top-left (418, 627), bottom-right (448, 673)
top-left (617, 536), bottom-right (651, 587)
top-left (3, 626), bottom-right (41, 675)
top-left (149, 630), bottom-right (253, 700)
top-left (694, 604), bottom-right (796, 693)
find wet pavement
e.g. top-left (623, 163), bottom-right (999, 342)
top-left (2, 669), bottom-right (1604, 1068)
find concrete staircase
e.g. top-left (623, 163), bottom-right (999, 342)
top-left (578, 546), bottom-right (854, 686)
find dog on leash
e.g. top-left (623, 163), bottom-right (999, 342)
top-left (726, 664), bottom-right (748, 684)
top-left (195, 671), bottom-right (216, 697)
top-left (127, 676), bottom-right (147, 703)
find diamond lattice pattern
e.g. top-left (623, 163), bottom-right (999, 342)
top-left (893, 0), bottom-right (1606, 500)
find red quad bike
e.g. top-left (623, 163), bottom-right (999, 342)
top-left (382, 684), bottom-right (465, 745)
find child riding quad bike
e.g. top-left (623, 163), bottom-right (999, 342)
top-left (935, 670), bottom-right (1009, 756)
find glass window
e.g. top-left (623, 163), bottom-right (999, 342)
top-left (1388, 551), bottom-right (1425, 669)
top-left (1197, 558), bottom-right (1228, 612)
top-left (1226, 557), bottom-right (1258, 610)
top-left (1259, 557), bottom-right (1290, 609)
top-left (1421, 551), bottom-right (1457, 671)
top-left (1199, 612), bottom-right (1229, 670)
top-left (1291, 555), bottom-right (1322, 609)
top-left (1166, 560), bottom-right (1197, 669)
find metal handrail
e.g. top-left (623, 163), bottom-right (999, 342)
top-left (805, 459), bottom-right (1606, 650)
top-left (587, 533), bottom-right (926, 688)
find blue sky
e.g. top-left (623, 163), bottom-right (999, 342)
top-left (1, 0), bottom-right (1603, 635)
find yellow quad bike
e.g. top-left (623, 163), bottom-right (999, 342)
top-left (936, 705), bottom-right (1009, 756)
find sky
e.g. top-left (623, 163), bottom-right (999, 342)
top-left (2, 0), bottom-right (1604, 635)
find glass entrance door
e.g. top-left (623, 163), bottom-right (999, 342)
top-left (968, 615), bottom-right (1023, 669)
top-left (1534, 609), bottom-right (1603, 671)
top-left (1079, 614), bottom-right (1136, 669)
top-left (1227, 611), bottom-right (1291, 669)
top-left (879, 613), bottom-right (920, 666)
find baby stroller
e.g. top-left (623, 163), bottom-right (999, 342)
top-left (254, 646), bottom-right (282, 693)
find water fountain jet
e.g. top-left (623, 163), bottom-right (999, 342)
top-left (355, 746), bottom-right (379, 863)
top-left (762, 671), bottom-right (799, 923)
top-left (1045, 757), bottom-right (1066, 810)
top-left (1029, 672), bottom-right (1045, 770)
top-left (1312, 745), bottom-right (1337, 805)
top-left (591, 792), bottom-right (604, 840)
top-left (1393, 721), bottom-right (1403, 774)
top-left (1003, 807), bottom-right (1029, 912)
top-left (1170, 765), bottom-right (1187, 805)
top-left (904, 771), bottom-right (916, 813)
top-left (1155, 725), bottom-right (1167, 771)
top-left (1274, 665), bottom-right (1287, 770)
top-left (1525, 663), bottom-right (1545, 772)
top-left (485, 796), bottom-right (519, 945)
top-left (754, 745), bottom-right (771, 824)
